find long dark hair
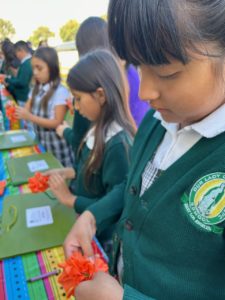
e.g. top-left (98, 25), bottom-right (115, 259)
top-left (31, 47), bottom-right (61, 112)
top-left (1, 39), bottom-right (20, 72)
top-left (76, 17), bottom-right (110, 57)
top-left (108, 0), bottom-right (225, 66)
top-left (67, 49), bottom-right (136, 187)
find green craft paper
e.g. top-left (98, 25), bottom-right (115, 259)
top-left (0, 192), bottom-right (76, 259)
top-left (6, 152), bottom-right (62, 186)
top-left (0, 130), bottom-right (37, 150)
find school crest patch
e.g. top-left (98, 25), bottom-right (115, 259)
top-left (181, 172), bottom-right (225, 234)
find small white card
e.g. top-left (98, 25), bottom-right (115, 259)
top-left (26, 206), bottom-right (53, 228)
top-left (10, 135), bottom-right (27, 143)
top-left (27, 160), bottom-right (49, 172)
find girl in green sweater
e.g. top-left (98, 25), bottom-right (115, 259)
top-left (63, 0), bottom-right (225, 300)
top-left (48, 49), bottom-right (136, 249)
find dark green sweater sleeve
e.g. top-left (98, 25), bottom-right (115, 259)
top-left (63, 110), bottom-right (91, 149)
top-left (87, 181), bottom-right (126, 233)
top-left (74, 142), bottom-right (129, 231)
top-left (123, 285), bottom-right (156, 300)
top-left (6, 60), bottom-right (32, 88)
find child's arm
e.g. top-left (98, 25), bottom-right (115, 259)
top-left (56, 121), bottom-right (70, 138)
top-left (75, 272), bottom-right (124, 300)
top-left (15, 104), bottom-right (67, 129)
top-left (48, 173), bottom-right (76, 207)
top-left (64, 210), bottom-right (96, 258)
top-left (62, 110), bottom-right (91, 148)
top-left (64, 212), bottom-right (155, 300)
top-left (43, 167), bottom-right (75, 179)
top-left (74, 275), bottom-right (155, 300)
top-left (24, 98), bottom-right (32, 111)
top-left (74, 142), bottom-right (129, 213)
top-left (5, 64), bottom-right (32, 88)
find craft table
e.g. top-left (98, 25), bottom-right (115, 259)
top-left (0, 86), bottom-right (105, 299)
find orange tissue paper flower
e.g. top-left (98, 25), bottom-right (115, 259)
top-left (66, 98), bottom-right (74, 115)
top-left (0, 74), bottom-right (5, 84)
top-left (1, 88), bottom-right (10, 97)
top-left (0, 180), bottom-right (6, 196)
top-left (28, 172), bottom-right (49, 193)
top-left (5, 101), bottom-right (17, 122)
top-left (58, 251), bottom-right (108, 298)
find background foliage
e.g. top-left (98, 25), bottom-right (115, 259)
top-left (29, 26), bottom-right (55, 47)
top-left (0, 19), bottom-right (15, 40)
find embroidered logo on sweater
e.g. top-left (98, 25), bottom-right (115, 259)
top-left (181, 172), bottom-right (225, 233)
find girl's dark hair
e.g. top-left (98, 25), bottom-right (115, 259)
top-left (1, 39), bottom-right (20, 71)
top-left (76, 17), bottom-right (110, 57)
top-left (14, 40), bottom-right (30, 53)
top-left (67, 49), bottom-right (136, 188)
top-left (108, 0), bottom-right (225, 66)
top-left (31, 47), bottom-right (61, 112)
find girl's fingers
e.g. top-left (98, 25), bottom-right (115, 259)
top-left (49, 173), bottom-right (64, 187)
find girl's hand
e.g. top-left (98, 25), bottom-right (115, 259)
top-left (15, 106), bottom-right (31, 120)
top-left (42, 168), bottom-right (65, 178)
top-left (0, 74), bottom-right (6, 84)
top-left (48, 173), bottom-right (75, 207)
top-left (64, 210), bottom-right (96, 258)
top-left (43, 167), bottom-right (75, 180)
top-left (75, 272), bottom-right (123, 300)
top-left (56, 121), bottom-right (70, 138)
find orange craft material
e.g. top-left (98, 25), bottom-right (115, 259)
top-left (1, 88), bottom-right (10, 97)
top-left (28, 172), bottom-right (49, 193)
top-left (5, 102), bottom-right (17, 122)
top-left (0, 74), bottom-right (5, 84)
top-left (0, 180), bottom-right (7, 196)
top-left (58, 251), bottom-right (108, 298)
top-left (66, 98), bottom-right (74, 115)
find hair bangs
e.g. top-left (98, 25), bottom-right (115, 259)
top-left (108, 0), bottom-right (189, 65)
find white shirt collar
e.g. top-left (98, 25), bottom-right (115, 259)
top-left (41, 83), bottom-right (51, 92)
top-left (21, 54), bottom-right (31, 64)
top-left (154, 103), bottom-right (225, 138)
top-left (85, 121), bottom-right (123, 149)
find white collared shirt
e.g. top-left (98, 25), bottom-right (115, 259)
top-left (84, 121), bottom-right (123, 149)
top-left (140, 103), bottom-right (225, 196)
top-left (30, 83), bottom-right (70, 119)
top-left (153, 103), bottom-right (225, 170)
top-left (21, 54), bottom-right (32, 64)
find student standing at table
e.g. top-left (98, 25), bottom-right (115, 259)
top-left (15, 47), bottom-right (74, 167)
top-left (3, 41), bottom-right (32, 106)
top-left (47, 49), bottom-right (136, 253)
top-left (0, 39), bottom-right (20, 77)
top-left (56, 16), bottom-right (148, 153)
top-left (62, 0), bottom-right (225, 299)
top-left (56, 17), bottom-right (107, 150)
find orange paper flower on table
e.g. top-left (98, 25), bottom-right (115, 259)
top-left (1, 88), bottom-right (10, 97)
top-left (66, 98), bottom-right (74, 115)
top-left (5, 102), bottom-right (17, 122)
top-left (58, 251), bottom-right (108, 298)
top-left (0, 180), bottom-right (6, 196)
top-left (28, 172), bottom-right (49, 193)
top-left (0, 74), bottom-right (5, 84)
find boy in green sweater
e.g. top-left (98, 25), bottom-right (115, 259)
top-left (62, 1), bottom-right (225, 299)
top-left (4, 40), bottom-right (32, 106)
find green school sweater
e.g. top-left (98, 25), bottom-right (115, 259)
top-left (71, 130), bottom-right (132, 242)
top-left (88, 110), bottom-right (225, 300)
top-left (6, 58), bottom-right (32, 102)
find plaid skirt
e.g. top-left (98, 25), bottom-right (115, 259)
top-left (36, 128), bottom-right (74, 167)
top-left (31, 88), bottom-right (74, 167)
